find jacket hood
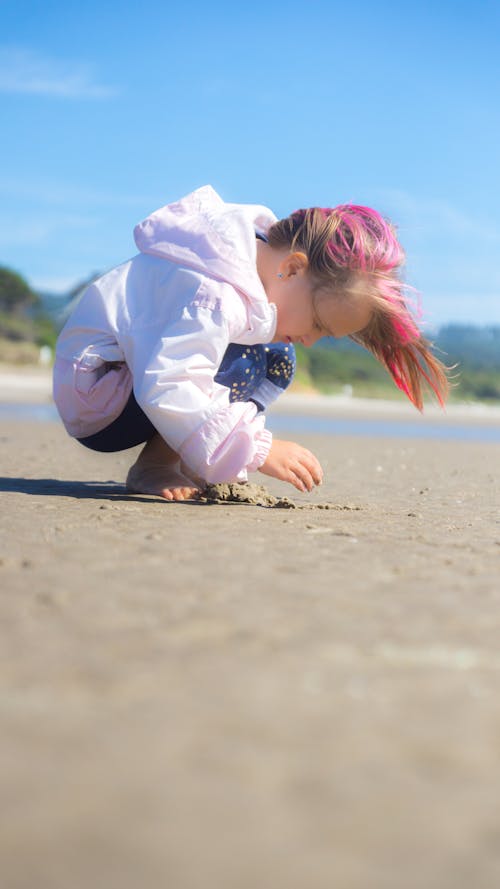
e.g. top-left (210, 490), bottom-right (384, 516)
top-left (133, 185), bottom-right (278, 334)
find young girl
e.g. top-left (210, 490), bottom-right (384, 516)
top-left (53, 185), bottom-right (449, 501)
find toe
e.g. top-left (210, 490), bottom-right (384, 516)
top-left (166, 486), bottom-right (197, 501)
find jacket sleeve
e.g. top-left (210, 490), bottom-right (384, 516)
top-left (129, 301), bottom-right (272, 483)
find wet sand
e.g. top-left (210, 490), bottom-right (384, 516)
top-left (2, 407), bottom-right (500, 889)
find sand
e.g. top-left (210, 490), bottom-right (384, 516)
top-left (199, 482), bottom-right (297, 508)
top-left (2, 401), bottom-right (500, 889)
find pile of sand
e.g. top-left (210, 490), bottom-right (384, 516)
top-left (199, 482), bottom-right (296, 508)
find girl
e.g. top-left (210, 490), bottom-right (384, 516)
top-left (53, 185), bottom-right (449, 501)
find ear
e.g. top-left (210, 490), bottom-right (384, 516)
top-left (281, 251), bottom-right (309, 278)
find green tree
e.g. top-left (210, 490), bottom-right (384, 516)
top-left (0, 265), bottom-right (57, 350)
top-left (0, 266), bottom-right (40, 314)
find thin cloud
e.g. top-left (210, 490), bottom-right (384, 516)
top-left (0, 46), bottom-right (117, 99)
top-left (0, 176), bottom-right (153, 208)
top-left (0, 212), bottom-right (97, 248)
top-left (372, 187), bottom-right (500, 243)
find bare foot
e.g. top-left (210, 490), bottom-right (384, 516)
top-left (126, 463), bottom-right (200, 500)
top-left (126, 434), bottom-right (201, 501)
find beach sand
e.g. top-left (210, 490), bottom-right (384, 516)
top-left (2, 398), bottom-right (500, 888)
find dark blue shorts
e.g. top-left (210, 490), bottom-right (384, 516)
top-left (77, 390), bottom-right (157, 452)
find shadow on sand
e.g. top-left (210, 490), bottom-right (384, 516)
top-left (0, 476), bottom-right (176, 504)
top-left (0, 477), bottom-right (292, 508)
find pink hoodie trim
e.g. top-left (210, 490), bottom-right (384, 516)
top-left (179, 402), bottom-right (272, 483)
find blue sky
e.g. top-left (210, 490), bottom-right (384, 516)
top-left (1, 0), bottom-right (499, 327)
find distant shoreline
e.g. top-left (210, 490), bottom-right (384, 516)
top-left (270, 391), bottom-right (500, 425)
top-left (1, 363), bottom-right (499, 425)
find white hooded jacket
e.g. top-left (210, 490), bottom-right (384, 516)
top-left (53, 185), bottom-right (279, 483)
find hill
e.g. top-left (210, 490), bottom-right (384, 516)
top-left (295, 324), bottom-right (500, 402)
top-left (1, 264), bottom-right (499, 402)
top-left (0, 266), bottom-right (58, 362)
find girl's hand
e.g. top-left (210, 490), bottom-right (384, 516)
top-left (258, 439), bottom-right (323, 493)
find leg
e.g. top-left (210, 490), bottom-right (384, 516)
top-left (77, 390), bottom-right (200, 501)
top-left (126, 434), bottom-right (201, 501)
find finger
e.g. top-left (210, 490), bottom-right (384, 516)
top-left (291, 462), bottom-right (315, 492)
top-left (296, 454), bottom-right (323, 490)
top-left (288, 471), bottom-right (308, 493)
top-left (289, 461), bottom-right (317, 492)
top-left (298, 451), bottom-right (323, 485)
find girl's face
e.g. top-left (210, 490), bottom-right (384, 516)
top-left (270, 259), bottom-right (372, 347)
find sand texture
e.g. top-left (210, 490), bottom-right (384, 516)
top-left (2, 417), bottom-right (500, 889)
top-left (199, 481), bottom-right (297, 508)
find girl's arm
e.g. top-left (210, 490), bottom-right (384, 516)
top-left (128, 301), bottom-right (272, 484)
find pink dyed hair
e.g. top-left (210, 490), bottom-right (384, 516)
top-left (266, 204), bottom-right (449, 409)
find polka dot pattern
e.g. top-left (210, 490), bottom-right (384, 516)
top-left (266, 344), bottom-right (296, 388)
top-left (215, 342), bottom-right (296, 404)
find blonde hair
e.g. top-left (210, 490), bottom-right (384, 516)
top-left (267, 205), bottom-right (450, 410)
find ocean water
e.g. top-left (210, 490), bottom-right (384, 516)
top-left (267, 412), bottom-right (500, 443)
top-left (0, 403), bottom-right (60, 423)
top-left (1, 401), bottom-right (500, 443)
